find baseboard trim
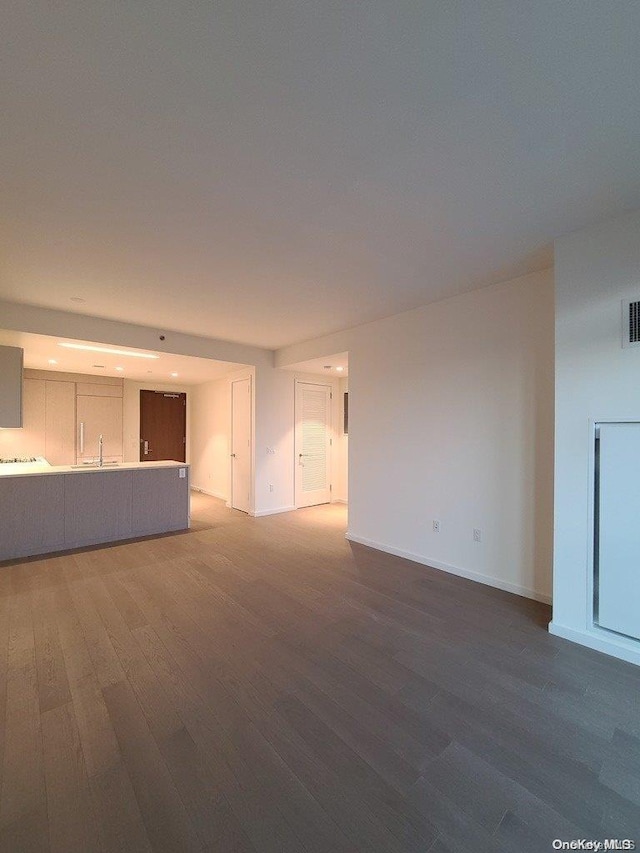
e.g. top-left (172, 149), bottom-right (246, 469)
top-left (191, 486), bottom-right (227, 501)
top-left (548, 621), bottom-right (640, 667)
top-left (332, 498), bottom-right (348, 505)
top-left (250, 505), bottom-right (296, 518)
top-left (345, 532), bottom-right (551, 604)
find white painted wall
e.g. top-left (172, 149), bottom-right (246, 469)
top-left (276, 269), bottom-right (555, 602)
top-left (552, 209), bottom-right (640, 665)
top-left (190, 376), bottom-right (231, 499)
top-left (123, 380), bottom-right (191, 463)
top-left (190, 367), bottom-right (255, 503)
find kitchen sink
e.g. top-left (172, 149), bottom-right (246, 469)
top-left (71, 461), bottom-right (121, 469)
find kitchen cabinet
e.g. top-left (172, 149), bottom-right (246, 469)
top-left (131, 467), bottom-right (189, 535)
top-left (45, 380), bottom-right (76, 465)
top-left (0, 378), bottom-right (46, 459)
top-left (64, 469), bottom-right (133, 548)
top-left (76, 394), bottom-right (123, 463)
top-left (0, 474), bottom-right (65, 559)
top-left (0, 346), bottom-right (24, 428)
top-left (0, 462), bottom-right (190, 561)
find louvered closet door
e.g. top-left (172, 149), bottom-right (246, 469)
top-left (295, 382), bottom-right (332, 508)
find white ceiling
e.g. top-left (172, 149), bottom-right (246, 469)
top-left (0, 330), bottom-right (244, 385)
top-left (2, 2), bottom-right (640, 349)
top-left (282, 352), bottom-right (349, 378)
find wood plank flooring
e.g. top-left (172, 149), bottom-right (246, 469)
top-left (1, 492), bottom-right (639, 852)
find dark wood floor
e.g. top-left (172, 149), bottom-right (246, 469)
top-left (1, 492), bottom-right (639, 852)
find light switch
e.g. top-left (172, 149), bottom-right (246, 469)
top-left (179, 468), bottom-right (186, 478)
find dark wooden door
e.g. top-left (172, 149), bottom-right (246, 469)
top-left (139, 391), bottom-right (186, 462)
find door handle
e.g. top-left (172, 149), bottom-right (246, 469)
top-left (79, 422), bottom-right (85, 454)
top-left (230, 453), bottom-right (236, 458)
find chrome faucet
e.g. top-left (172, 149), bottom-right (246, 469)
top-left (98, 433), bottom-right (104, 467)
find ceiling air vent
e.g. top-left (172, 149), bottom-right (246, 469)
top-left (622, 299), bottom-right (640, 348)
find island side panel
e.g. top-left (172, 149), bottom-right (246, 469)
top-left (0, 475), bottom-right (65, 560)
top-left (64, 470), bottom-right (133, 548)
top-left (131, 467), bottom-right (189, 536)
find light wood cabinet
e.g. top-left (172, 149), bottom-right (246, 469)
top-left (76, 395), bottom-right (123, 463)
top-left (45, 380), bottom-right (76, 465)
top-left (0, 345), bottom-right (23, 428)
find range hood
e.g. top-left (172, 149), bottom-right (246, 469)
top-left (0, 345), bottom-right (24, 428)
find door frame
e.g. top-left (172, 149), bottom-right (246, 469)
top-left (294, 380), bottom-right (333, 509)
top-left (230, 375), bottom-right (254, 514)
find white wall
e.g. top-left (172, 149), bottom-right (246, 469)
top-left (552, 209), bottom-right (640, 665)
top-left (190, 376), bottom-right (231, 499)
top-left (276, 269), bottom-right (555, 602)
top-left (123, 380), bottom-right (191, 463)
top-left (190, 367), bottom-right (254, 503)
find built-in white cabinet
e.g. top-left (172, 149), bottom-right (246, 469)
top-left (0, 346), bottom-right (24, 428)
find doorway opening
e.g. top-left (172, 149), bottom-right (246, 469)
top-left (295, 381), bottom-right (333, 508)
top-left (290, 354), bottom-right (349, 511)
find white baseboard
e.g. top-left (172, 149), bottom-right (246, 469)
top-left (191, 486), bottom-right (227, 501)
top-left (345, 532), bottom-right (551, 604)
top-left (250, 505), bottom-right (296, 518)
top-left (549, 621), bottom-right (640, 667)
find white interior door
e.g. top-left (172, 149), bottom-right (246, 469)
top-left (295, 382), bottom-right (332, 508)
top-left (231, 377), bottom-right (252, 513)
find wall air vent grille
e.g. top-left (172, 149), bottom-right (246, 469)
top-left (622, 299), bottom-right (640, 348)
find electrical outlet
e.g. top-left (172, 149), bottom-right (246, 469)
top-left (432, 519), bottom-right (441, 533)
top-left (179, 468), bottom-right (186, 479)
top-left (269, 483), bottom-right (274, 492)
top-left (473, 528), bottom-right (482, 543)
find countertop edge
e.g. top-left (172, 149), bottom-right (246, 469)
top-left (0, 461), bottom-right (190, 479)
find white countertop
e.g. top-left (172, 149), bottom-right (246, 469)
top-left (0, 460), bottom-right (189, 479)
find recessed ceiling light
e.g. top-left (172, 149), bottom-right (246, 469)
top-left (170, 372), bottom-right (178, 377)
top-left (48, 359), bottom-right (58, 365)
top-left (70, 296), bottom-right (85, 303)
top-left (115, 366), bottom-right (124, 372)
top-left (58, 343), bottom-right (159, 359)
top-left (336, 366), bottom-right (344, 372)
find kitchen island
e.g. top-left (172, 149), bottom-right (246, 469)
top-left (0, 460), bottom-right (190, 562)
